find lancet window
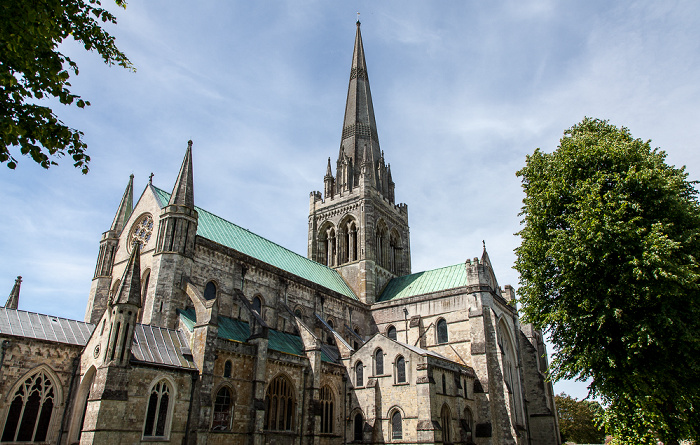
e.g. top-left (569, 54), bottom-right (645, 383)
top-left (264, 375), bottom-right (295, 431)
top-left (143, 379), bottom-right (172, 438)
top-left (320, 386), bottom-right (334, 434)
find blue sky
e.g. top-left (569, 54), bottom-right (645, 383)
top-left (2, 1), bottom-right (699, 401)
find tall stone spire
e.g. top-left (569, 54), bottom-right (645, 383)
top-left (169, 140), bottom-right (195, 208)
top-left (110, 174), bottom-right (134, 234)
top-left (4, 276), bottom-right (21, 309)
top-left (339, 21), bottom-right (381, 178)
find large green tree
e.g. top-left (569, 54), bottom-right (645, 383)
top-left (0, 0), bottom-right (133, 172)
top-left (555, 393), bottom-right (606, 444)
top-left (516, 118), bottom-right (700, 444)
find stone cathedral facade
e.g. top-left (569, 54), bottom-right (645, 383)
top-left (0, 23), bottom-right (560, 445)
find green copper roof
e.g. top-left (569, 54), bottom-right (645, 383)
top-left (378, 263), bottom-right (468, 302)
top-left (153, 187), bottom-right (356, 300)
top-left (178, 309), bottom-right (334, 362)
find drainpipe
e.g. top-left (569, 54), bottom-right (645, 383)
top-left (300, 367), bottom-right (309, 445)
top-left (184, 370), bottom-right (198, 445)
top-left (403, 308), bottom-right (409, 343)
top-left (56, 356), bottom-right (80, 445)
top-left (342, 375), bottom-right (347, 445)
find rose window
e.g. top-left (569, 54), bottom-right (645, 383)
top-left (129, 214), bottom-right (154, 250)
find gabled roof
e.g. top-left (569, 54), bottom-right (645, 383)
top-left (378, 263), bottom-right (467, 302)
top-left (0, 307), bottom-right (94, 346)
top-left (131, 324), bottom-right (196, 370)
top-left (178, 309), bottom-right (336, 363)
top-left (152, 187), bottom-right (357, 300)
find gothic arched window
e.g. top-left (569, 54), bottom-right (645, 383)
top-left (353, 412), bottom-right (364, 441)
top-left (320, 386), bottom-right (334, 434)
top-left (212, 387), bottom-right (234, 431)
top-left (391, 410), bottom-right (403, 440)
top-left (396, 356), bottom-right (406, 383)
top-left (437, 318), bottom-right (449, 344)
top-left (326, 319), bottom-right (335, 345)
top-left (223, 360), bottom-right (232, 378)
top-left (264, 375), bottom-right (295, 431)
top-left (1, 368), bottom-right (56, 442)
top-left (355, 362), bottom-right (364, 387)
top-left (375, 349), bottom-right (384, 375)
top-left (143, 379), bottom-right (172, 439)
top-left (387, 325), bottom-right (397, 341)
top-left (204, 281), bottom-right (217, 300)
top-left (441, 405), bottom-right (451, 443)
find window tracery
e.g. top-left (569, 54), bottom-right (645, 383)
top-left (1, 369), bottom-right (56, 442)
top-left (264, 375), bottom-right (295, 431)
top-left (143, 379), bottom-right (172, 438)
top-left (129, 214), bottom-right (154, 251)
top-left (320, 386), bottom-right (334, 434)
top-left (212, 387), bottom-right (233, 431)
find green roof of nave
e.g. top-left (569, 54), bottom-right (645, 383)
top-left (178, 308), bottom-right (335, 363)
top-left (377, 263), bottom-right (468, 302)
top-left (152, 187), bottom-right (357, 300)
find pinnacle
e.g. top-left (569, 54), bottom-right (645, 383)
top-left (4, 276), bottom-right (21, 310)
top-left (113, 242), bottom-right (142, 307)
top-left (110, 175), bottom-right (134, 234)
top-left (169, 140), bottom-right (195, 208)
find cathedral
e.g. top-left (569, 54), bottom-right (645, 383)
top-left (0, 23), bottom-right (560, 445)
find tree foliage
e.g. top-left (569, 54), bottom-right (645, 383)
top-left (555, 393), bottom-right (605, 444)
top-left (0, 0), bottom-right (133, 172)
top-left (516, 118), bottom-right (700, 444)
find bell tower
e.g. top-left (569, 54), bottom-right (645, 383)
top-left (308, 21), bottom-right (411, 304)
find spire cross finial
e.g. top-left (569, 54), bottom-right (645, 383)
top-left (357, 12), bottom-right (360, 24)
top-left (149, 172), bottom-right (154, 184)
top-left (483, 240), bottom-right (486, 250)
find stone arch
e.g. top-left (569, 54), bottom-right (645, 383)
top-left (351, 408), bottom-right (365, 441)
top-left (497, 317), bottom-right (523, 425)
top-left (67, 366), bottom-right (96, 444)
top-left (317, 221), bottom-right (337, 266)
top-left (252, 294), bottom-right (264, 320)
top-left (1, 364), bottom-right (64, 443)
top-left (386, 405), bottom-right (405, 441)
top-left (142, 376), bottom-right (177, 440)
top-left (211, 383), bottom-right (236, 431)
top-left (338, 214), bottom-right (359, 264)
top-left (110, 279), bottom-right (121, 298)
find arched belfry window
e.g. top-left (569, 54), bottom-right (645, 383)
top-left (143, 379), bottom-right (173, 439)
top-left (437, 318), bottom-right (449, 344)
top-left (320, 386), bottom-right (334, 434)
top-left (389, 229), bottom-right (402, 274)
top-left (391, 410), bottom-right (403, 440)
top-left (387, 325), bottom-right (397, 341)
top-left (212, 386), bottom-right (234, 431)
top-left (264, 375), bottom-right (295, 431)
top-left (204, 281), bottom-right (217, 300)
top-left (1, 368), bottom-right (57, 442)
top-left (376, 221), bottom-right (388, 269)
top-left (375, 349), bottom-right (384, 375)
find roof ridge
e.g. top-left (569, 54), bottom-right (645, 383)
top-left (0, 307), bottom-right (94, 327)
top-left (397, 262), bottom-right (465, 278)
top-left (152, 186), bottom-right (345, 275)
